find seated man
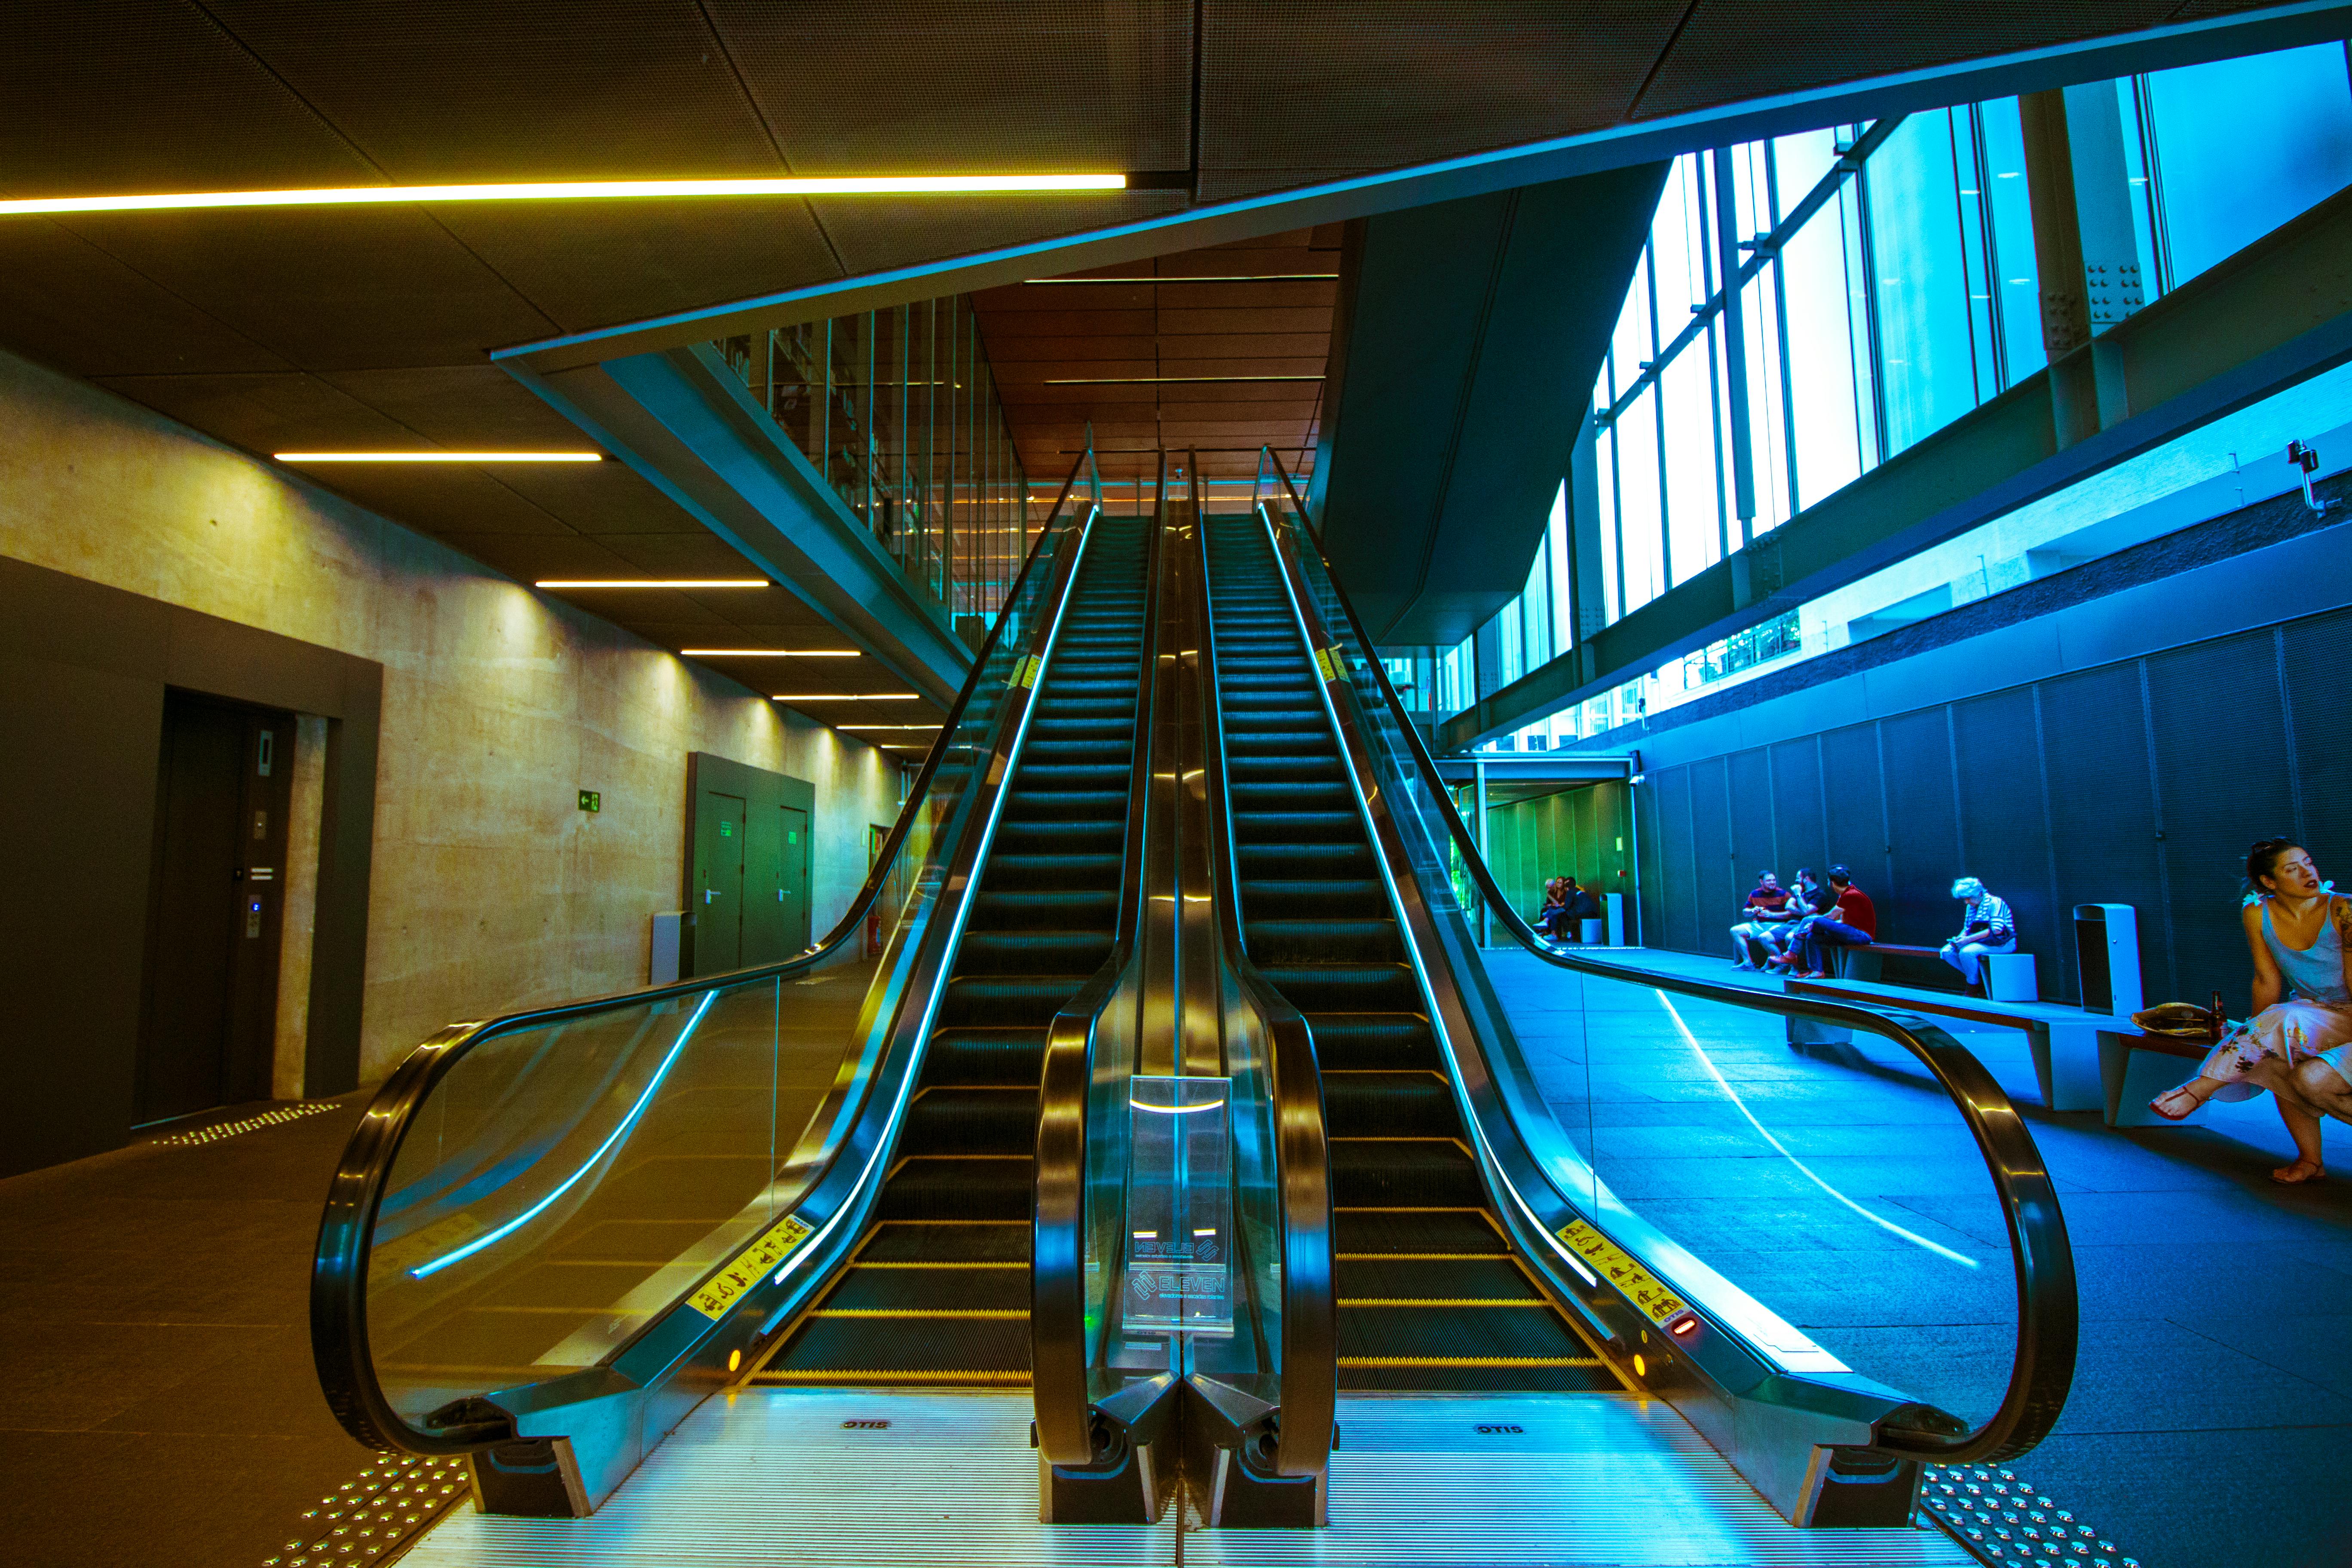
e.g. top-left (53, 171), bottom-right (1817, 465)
top-left (1942, 877), bottom-right (2017, 992)
top-left (1730, 871), bottom-right (1794, 968)
top-left (1773, 865), bottom-right (1876, 977)
top-left (1559, 876), bottom-right (1602, 942)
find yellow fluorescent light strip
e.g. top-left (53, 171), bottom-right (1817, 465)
top-left (278, 450), bottom-right (599, 462)
top-left (539, 580), bottom-right (769, 589)
top-left (0, 174), bottom-right (1128, 217)
top-left (682, 647), bottom-right (859, 656)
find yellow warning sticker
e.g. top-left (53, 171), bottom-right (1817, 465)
top-left (1313, 646), bottom-right (1342, 683)
top-left (1006, 654), bottom-right (1044, 689)
top-left (688, 1214), bottom-right (815, 1320)
top-left (1556, 1220), bottom-right (1689, 1326)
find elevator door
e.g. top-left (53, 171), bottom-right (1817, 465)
top-left (779, 805), bottom-right (811, 951)
top-left (135, 693), bottom-right (293, 1125)
top-left (693, 789), bottom-right (748, 974)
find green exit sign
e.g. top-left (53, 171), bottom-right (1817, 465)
top-left (578, 790), bottom-right (601, 813)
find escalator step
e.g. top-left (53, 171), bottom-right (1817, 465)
top-left (857, 1220), bottom-right (1031, 1264)
top-left (1305, 1013), bottom-right (1442, 1070)
top-left (1338, 1302), bottom-right (1602, 1365)
top-left (1334, 1208), bottom-right (1509, 1257)
top-left (953, 930), bottom-right (1114, 976)
top-left (759, 1314), bottom-right (1029, 1381)
top-left (823, 1262), bottom-right (1029, 1312)
top-left (1338, 1256), bottom-right (1544, 1302)
top-left (1245, 918), bottom-right (1403, 965)
top-left (1254, 961), bottom-right (1420, 1011)
top-left (973, 888), bottom-right (1121, 928)
top-left (900, 1086), bottom-right (1038, 1155)
top-left (1320, 1071), bottom-right (1461, 1137)
top-left (913, 1027), bottom-right (1047, 1085)
top-left (937, 973), bottom-right (1095, 1026)
top-left (1329, 1137), bottom-right (1485, 1207)
top-left (881, 1155), bottom-right (1034, 1221)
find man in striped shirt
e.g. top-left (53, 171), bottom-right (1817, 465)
top-left (1941, 877), bottom-right (2017, 991)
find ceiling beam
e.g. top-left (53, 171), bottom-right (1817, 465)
top-left (507, 346), bottom-right (972, 704)
top-left (1437, 178), bottom-right (2352, 752)
top-left (495, 1), bottom-right (2352, 374)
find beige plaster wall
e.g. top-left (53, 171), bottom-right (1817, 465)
top-left (0, 349), bottom-right (903, 1083)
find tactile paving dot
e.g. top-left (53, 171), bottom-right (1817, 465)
top-left (259, 1454), bottom-right (469, 1566)
top-left (1919, 1464), bottom-right (2135, 1568)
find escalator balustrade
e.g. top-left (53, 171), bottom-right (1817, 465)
top-left (1203, 517), bottom-right (1615, 1393)
top-left (752, 518), bottom-right (1152, 1387)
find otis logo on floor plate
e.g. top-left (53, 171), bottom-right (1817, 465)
top-left (689, 1214), bottom-right (815, 1319)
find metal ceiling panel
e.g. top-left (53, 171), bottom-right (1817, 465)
top-left (53, 209), bottom-right (556, 369)
top-left (430, 202), bottom-right (846, 333)
top-left (0, 225), bottom-right (289, 379)
top-left (1200, 0), bottom-right (1689, 172)
top-left (802, 193), bottom-right (1179, 281)
top-left (311, 366), bottom-right (596, 446)
top-left (1634, 1), bottom-right (2186, 121)
top-left (204, 0), bottom-right (785, 182)
top-left (706, 0), bottom-right (1191, 172)
top-left (0, 4), bottom-right (377, 199)
top-left (89, 370), bottom-right (413, 451)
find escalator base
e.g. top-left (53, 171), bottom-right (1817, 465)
top-left (401, 1390), bottom-right (1971, 1565)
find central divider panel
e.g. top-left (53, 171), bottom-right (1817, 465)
top-left (755, 518), bottom-right (1154, 1387)
top-left (1202, 518), bottom-right (1617, 1394)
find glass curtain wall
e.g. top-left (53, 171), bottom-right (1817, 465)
top-left (1419, 43), bottom-right (2352, 753)
top-left (719, 297), bottom-right (1032, 641)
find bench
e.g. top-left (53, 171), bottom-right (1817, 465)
top-left (2095, 1028), bottom-right (2211, 1128)
top-left (1784, 974), bottom-right (2106, 1113)
top-left (1823, 943), bottom-right (2037, 1000)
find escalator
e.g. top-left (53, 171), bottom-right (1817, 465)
top-left (1202, 519), bottom-right (1614, 1394)
top-left (751, 518), bottom-right (1152, 1387)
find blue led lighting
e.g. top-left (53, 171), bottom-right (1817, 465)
top-left (405, 991), bottom-right (719, 1280)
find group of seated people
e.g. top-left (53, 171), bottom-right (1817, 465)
top-left (1729, 867), bottom-right (2018, 988)
top-left (1534, 876), bottom-right (1602, 943)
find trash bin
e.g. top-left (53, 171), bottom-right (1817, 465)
top-left (2073, 904), bottom-right (2142, 1016)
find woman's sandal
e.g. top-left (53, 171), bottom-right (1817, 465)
top-left (2147, 1087), bottom-right (2203, 1122)
top-left (2271, 1158), bottom-right (2327, 1185)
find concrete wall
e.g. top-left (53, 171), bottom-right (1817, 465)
top-left (0, 347), bottom-right (900, 1092)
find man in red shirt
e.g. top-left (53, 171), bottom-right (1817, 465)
top-left (1773, 865), bottom-right (1876, 978)
top-left (1731, 871), bottom-right (1795, 968)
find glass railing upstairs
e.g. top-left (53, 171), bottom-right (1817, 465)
top-left (313, 450), bottom-right (1105, 1515)
top-left (1248, 447), bottom-right (2077, 1527)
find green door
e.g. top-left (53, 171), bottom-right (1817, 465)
top-left (779, 805), bottom-right (812, 950)
top-left (693, 789), bottom-right (747, 974)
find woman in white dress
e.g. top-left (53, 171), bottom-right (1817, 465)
top-left (2149, 841), bottom-right (2352, 1185)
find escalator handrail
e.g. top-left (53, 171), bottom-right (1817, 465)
top-left (313, 449), bottom-right (1101, 1453)
top-left (1033, 464), bottom-right (1167, 1468)
top-left (1250, 447), bottom-right (2075, 1464)
top-left (1188, 466), bottom-right (1338, 1479)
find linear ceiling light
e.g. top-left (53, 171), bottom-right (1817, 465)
top-left (682, 646), bottom-right (858, 656)
top-left (278, 450), bottom-right (600, 462)
top-left (840, 723), bottom-right (941, 731)
top-left (1041, 375), bottom-right (1322, 384)
top-left (1023, 273), bottom-right (1337, 284)
top-left (0, 174), bottom-right (1129, 218)
top-left (774, 692), bottom-right (916, 700)
top-left (536, 579), bottom-right (769, 589)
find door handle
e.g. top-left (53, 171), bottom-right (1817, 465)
top-left (704, 888), bottom-right (720, 904)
